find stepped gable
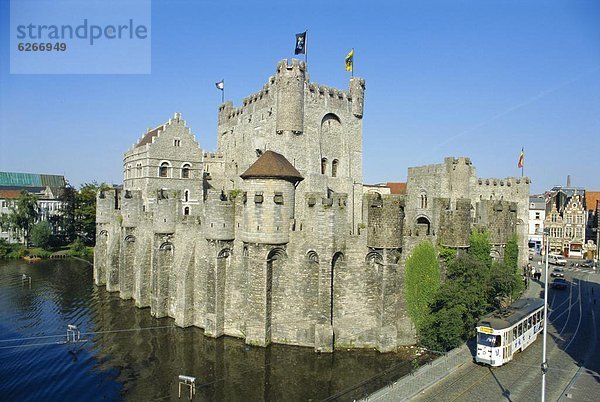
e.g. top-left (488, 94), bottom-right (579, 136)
top-left (240, 150), bottom-right (304, 184)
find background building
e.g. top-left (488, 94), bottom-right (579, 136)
top-left (543, 184), bottom-right (587, 257)
top-left (0, 171), bottom-right (66, 243)
top-left (528, 195), bottom-right (545, 254)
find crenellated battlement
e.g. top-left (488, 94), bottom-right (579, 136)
top-left (477, 177), bottom-right (530, 187)
top-left (444, 156), bottom-right (472, 166)
top-left (203, 152), bottom-right (224, 160)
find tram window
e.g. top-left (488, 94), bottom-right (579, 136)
top-left (477, 333), bottom-right (501, 347)
top-left (513, 327), bottom-right (517, 339)
top-left (518, 323), bottom-right (522, 336)
top-left (533, 314), bottom-right (537, 325)
top-left (528, 317), bottom-right (532, 329)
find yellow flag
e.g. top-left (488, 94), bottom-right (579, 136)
top-left (345, 49), bottom-right (354, 72)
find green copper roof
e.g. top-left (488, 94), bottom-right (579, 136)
top-left (0, 172), bottom-right (65, 188)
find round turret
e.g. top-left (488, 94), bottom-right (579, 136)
top-left (275, 59), bottom-right (305, 135)
top-left (240, 151), bottom-right (303, 244)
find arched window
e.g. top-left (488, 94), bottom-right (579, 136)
top-left (184, 206), bottom-right (190, 216)
top-left (136, 163), bottom-right (142, 177)
top-left (181, 163), bottom-right (191, 179)
top-left (159, 162), bottom-right (170, 178)
top-left (321, 158), bottom-right (328, 175)
top-left (184, 190), bottom-right (189, 202)
top-left (332, 159), bottom-right (339, 177)
top-left (126, 164), bottom-right (132, 179)
top-left (420, 192), bottom-right (428, 209)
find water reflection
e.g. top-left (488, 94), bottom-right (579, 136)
top-left (0, 259), bottom-right (421, 401)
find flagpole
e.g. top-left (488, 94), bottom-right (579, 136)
top-left (222, 79), bottom-right (224, 103)
top-left (522, 147), bottom-right (524, 177)
top-left (305, 30), bottom-right (308, 66)
top-left (351, 48), bottom-right (354, 77)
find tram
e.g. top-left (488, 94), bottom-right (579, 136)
top-left (475, 298), bottom-right (545, 367)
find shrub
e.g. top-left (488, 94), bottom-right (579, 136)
top-left (31, 221), bottom-right (53, 249)
top-left (405, 241), bottom-right (441, 332)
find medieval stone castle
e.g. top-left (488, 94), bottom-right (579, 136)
top-left (94, 59), bottom-right (530, 352)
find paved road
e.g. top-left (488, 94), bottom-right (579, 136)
top-left (413, 264), bottom-right (600, 402)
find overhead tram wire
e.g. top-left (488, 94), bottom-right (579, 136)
top-left (0, 324), bottom-right (178, 350)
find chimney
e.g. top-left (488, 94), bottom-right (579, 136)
top-left (566, 175), bottom-right (571, 187)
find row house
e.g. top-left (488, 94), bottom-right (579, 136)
top-left (543, 186), bottom-right (587, 258)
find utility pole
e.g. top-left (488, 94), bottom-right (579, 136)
top-left (541, 228), bottom-right (550, 401)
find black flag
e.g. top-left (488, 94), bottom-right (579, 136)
top-left (294, 31), bottom-right (306, 55)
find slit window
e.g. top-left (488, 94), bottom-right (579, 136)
top-left (332, 159), bottom-right (339, 177)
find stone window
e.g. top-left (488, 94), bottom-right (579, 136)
top-left (159, 162), bottom-right (170, 178)
top-left (173, 138), bottom-right (181, 147)
top-left (332, 159), bottom-right (339, 177)
top-left (184, 206), bottom-right (190, 216)
top-left (566, 215), bottom-right (572, 224)
top-left (136, 162), bottom-right (142, 177)
top-left (255, 192), bottom-right (264, 204)
top-left (321, 158), bottom-right (327, 175)
top-left (181, 163), bottom-right (191, 179)
top-left (535, 212), bottom-right (540, 220)
top-left (184, 190), bottom-right (189, 202)
top-left (273, 192), bottom-right (284, 205)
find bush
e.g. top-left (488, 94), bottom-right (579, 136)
top-left (67, 238), bottom-right (91, 258)
top-left (405, 241), bottom-right (441, 332)
top-left (420, 304), bottom-right (465, 351)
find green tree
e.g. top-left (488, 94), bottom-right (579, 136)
top-left (419, 304), bottom-right (465, 351)
top-left (405, 241), bottom-right (441, 332)
top-left (419, 254), bottom-right (493, 351)
top-left (11, 191), bottom-right (38, 246)
top-left (58, 184), bottom-right (77, 244)
top-left (468, 229), bottom-right (492, 268)
top-left (31, 221), bottom-right (53, 249)
top-left (76, 182), bottom-right (110, 245)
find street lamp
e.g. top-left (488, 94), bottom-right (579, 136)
top-left (541, 228), bottom-right (550, 402)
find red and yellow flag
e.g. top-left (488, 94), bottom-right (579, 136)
top-left (518, 148), bottom-right (524, 168)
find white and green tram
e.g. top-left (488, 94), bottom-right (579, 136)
top-left (476, 298), bottom-right (545, 367)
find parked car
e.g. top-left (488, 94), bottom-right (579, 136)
top-left (550, 278), bottom-right (568, 290)
top-left (548, 255), bottom-right (567, 266)
top-left (581, 260), bottom-right (596, 268)
top-left (550, 268), bottom-right (564, 278)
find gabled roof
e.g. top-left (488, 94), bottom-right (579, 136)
top-left (240, 151), bottom-right (304, 184)
top-left (0, 189), bottom-right (24, 199)
top-left (136, 125), bottom-right (165, 148)
top-left (386, 182), bottom-right (407, 195)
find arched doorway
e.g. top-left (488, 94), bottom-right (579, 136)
top-left (416, 216), bottom-right (431, 235)
top-left (266, 248), bottom-right (287, 343)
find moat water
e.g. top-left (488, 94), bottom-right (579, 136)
top-left (0, 259), bottom-right (422, 401)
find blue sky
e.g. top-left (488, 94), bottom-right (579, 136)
top-left (1, 0), bottom-right (599, 194)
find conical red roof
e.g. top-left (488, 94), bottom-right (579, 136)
top-left (240, 151), bottom-right (304, 184)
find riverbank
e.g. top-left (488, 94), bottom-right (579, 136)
top-left (0, 242), bottom-right (93, 261)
